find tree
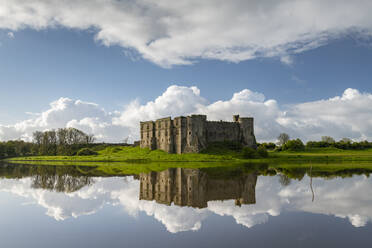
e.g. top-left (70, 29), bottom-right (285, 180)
top-left (321, 136), bottom-right (335, 144)
top-left (257, 145), bottom-right (269, 158)
top-left (32, 128), bottom-right (95, 156)
top-left (282, 139), bottom-right (305, 151)
top-left (277, 133), bottom-right (290, 146)
top-left (340, 138), bottom-right (352, 143)
top-left (242, 147), bottom-right (256, 159)
top-left (260, 142), bottom-right (276, 150)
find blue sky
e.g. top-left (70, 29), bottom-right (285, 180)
top-left (0, 0), bottom-right (372, 142)
top-left (1, 28), bottom-right (371, 123)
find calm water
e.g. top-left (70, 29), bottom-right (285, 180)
top-left (0, 162), bottom-right (371, 247)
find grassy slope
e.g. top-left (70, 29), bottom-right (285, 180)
top-left (6, 146), bottom-right (245, 162)
top-left (5, 146), bottom-right (372, 164)
top-left (4, 146), bottom-right (372, 178)
top-left (269, 147), bottom-right (372, 162)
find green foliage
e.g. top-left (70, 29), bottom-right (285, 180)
top-left (200, 141), bottom-right (242, 155)
top-left (7, 140), bottom-right (372, 165)
top-left (321, 136), bottom-right (336, 143)
top-left (242, 146), bottom-right (269, 159)
top-left (9, 144), bottom-right (264, 163)
top-left (0, 140), bottom-right (36, 159)
top-left (282, 139), bottom-right (305, 151)
top-left (111, 147), bottom-right (122, 153)
top-left (76, 148), bottom-right (98, 156)
top-left (90, 144), bottom-right (110, 152)
top-left (33, 128), bottom-right (95, 156)
top-left (260, 142), bottom-right (276, 150)
top-left (242, 147), bottom-right (257, 159)
top-left (306, 139), bottom-right (372, 150)
top-left (257, 146), bottom-right (269, 158)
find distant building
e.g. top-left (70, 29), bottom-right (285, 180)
top-left (140, 114), bottom-right (256, 154)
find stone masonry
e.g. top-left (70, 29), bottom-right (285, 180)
top-left (140, 114), bottom-right (256, 153)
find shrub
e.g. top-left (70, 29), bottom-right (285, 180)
top-left (242, 147), bottom-right (257, 159)
top-left (257, 146), bottom-right (269, 158)
top-left (261, 142), bottom-right (276, 150)
top-left (201, 141), bottom-right (242, 155)
top-left (306, 139), bottom-right (372, 150)
top-left (112, 147), bottom-right (122, 153)
top-left (282, 139), bottom-right (305, 151)
top-left (76, 148), bottom-right (98, 156)
top-left (306, 141), bottom-right (332, 148)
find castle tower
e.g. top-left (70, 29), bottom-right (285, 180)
top-left (184, 115), bottom-right (208, 153)
top-left (238, 117), bottom-right (257, 148)
top-left (140, 121), bottom-right (156, 150)
top-left (155, 117), bottom-right (174, 153)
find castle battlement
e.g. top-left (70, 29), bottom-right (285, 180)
top-left (140, 114), bottom-right (256, 154)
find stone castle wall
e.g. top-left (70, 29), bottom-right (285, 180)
top-left (140, 114), bottom-right (256, 154)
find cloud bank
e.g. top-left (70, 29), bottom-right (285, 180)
top-left (1, 85), bottom-right (372, 143)
top-left (1, 0), bottom-right (372, 66)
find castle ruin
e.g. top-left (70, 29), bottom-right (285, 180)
top-left (140, 114), bottom-right (256, 154)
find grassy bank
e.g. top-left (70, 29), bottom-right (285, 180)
top-left (270, 147), bottom-right (372, 162)
top-left (5, 145), bottom-right (372, 163)
top-left (5, 145), bottom-right (250, 163)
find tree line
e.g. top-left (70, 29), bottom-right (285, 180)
top-left (32, 128), bottom-right (95, 156)
top-left (0, 128), bottom-right (95, 158)
top-left (0, 140), bottom-right (35, 158)
top-left (259, 133), bottom-right (372, 152)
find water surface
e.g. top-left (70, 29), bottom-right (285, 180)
top-left (0, 162), bottom-right (371, 247)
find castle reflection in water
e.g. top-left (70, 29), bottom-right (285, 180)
top-left (138, 168), bottom-right (257, 208)
top-left (0, 162), bottom-right (258, 209)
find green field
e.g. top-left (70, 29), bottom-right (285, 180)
top-left (6, 146), bottom-right (242, 163)
top-left (5, 146), bottom-right (372, 164)
top-left (3, 145), bottom-right (372, 180)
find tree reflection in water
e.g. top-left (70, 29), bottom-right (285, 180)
top-left (1, 161), bottom-right (372, 231)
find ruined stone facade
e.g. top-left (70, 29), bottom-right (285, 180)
top-left (139, 168), bottom-right (257, 208)
top-left (140, 114), bottom-right (256, 153)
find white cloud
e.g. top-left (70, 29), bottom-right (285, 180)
top-left (113, 85), bottom-right (207, 132)
top-left (280, 55), bottom-right (294, 66)
top-left (1, 86), bottom-right (372, 143)
top-left (0, 97), bottom-right (129, 142)
top-left (7, 32), bottom-right (14, 39)
top-left (0, 0), bottom-right (372, 67)
top-left (278, 88), bottom-right (372, 141)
